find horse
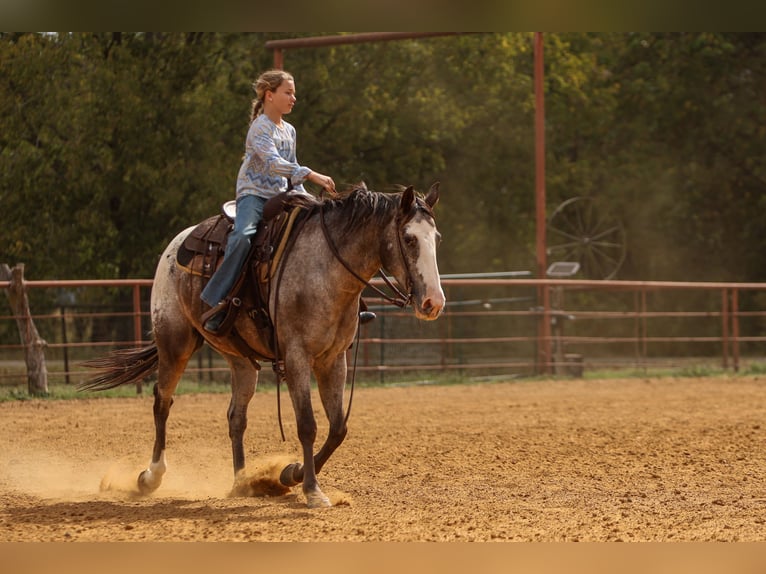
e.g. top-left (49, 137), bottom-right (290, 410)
top-left (80, 182), bottom-right (445, 508)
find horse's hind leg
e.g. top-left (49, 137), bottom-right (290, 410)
top-left (137, 329), bottom-right (201, 495)
top-left (224, 355), bottom-right (259, 476)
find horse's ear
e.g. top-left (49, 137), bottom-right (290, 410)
top-left (425, 182), bottom-right (440, 209)
top-left (400, 186), bottom-right (415, 212)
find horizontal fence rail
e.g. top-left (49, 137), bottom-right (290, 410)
top-left (2, 277), bottom-right (766, 388)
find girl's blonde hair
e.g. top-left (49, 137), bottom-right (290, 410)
top-left (250, 69), bottom-right (294, 122)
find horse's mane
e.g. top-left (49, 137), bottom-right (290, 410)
top-left (285, 182), bottom-right (402, 242)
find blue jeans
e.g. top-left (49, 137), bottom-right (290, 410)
top-left (201, 194), bottom-right (267, 307)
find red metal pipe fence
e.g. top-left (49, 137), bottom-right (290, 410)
top-left (2, 277), bottom-right (766, 387)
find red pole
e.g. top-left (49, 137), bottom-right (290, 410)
top-left (535, 32), bottom-right (551, 374)
top-left (265, 33), bottom-right (463, 71)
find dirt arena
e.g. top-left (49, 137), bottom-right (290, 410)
top-left (2, 374), bottom-right (766, 542)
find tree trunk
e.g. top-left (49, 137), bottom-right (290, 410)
top-left (1, 263), bottom-right (49, 396)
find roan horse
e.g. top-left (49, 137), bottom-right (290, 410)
top-left (80, 183), bottom-right (445, 507)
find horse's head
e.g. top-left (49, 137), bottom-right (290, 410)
top-left (391, 182), bottom-right (445, 321)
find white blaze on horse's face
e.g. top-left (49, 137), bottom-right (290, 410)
top-left (404, 217), bottom-right (445, 320)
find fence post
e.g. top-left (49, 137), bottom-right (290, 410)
top-left (731, 289), bottom-right (740, 372)
top-left (133, 284), bottom-right (143, 395)
top-left (634, 288), bottom-right (648, 371)
top-left (721, 289), bottom-right (729, 370)
top-left (60, 305), bottom-right (70, 385)
top-left (537, 284), bottom-right (552, 374)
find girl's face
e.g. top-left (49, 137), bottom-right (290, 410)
top-left (268, 79), bottom-right (297, 116)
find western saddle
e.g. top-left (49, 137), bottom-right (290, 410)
top-left (176, 192), bottom-right (315, 359)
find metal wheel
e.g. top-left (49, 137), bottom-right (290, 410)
top-left (547, 196), bottom-right (626, 280)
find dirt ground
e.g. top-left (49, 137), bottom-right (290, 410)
top-left (2, 374), bottom-right (766, 542)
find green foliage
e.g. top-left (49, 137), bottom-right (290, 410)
top-left (603, 33), bottom-right (766, 281)
top-left (1, 33), bottom-right (260, 279)
top-left (744, 362), bottom-right (766, 375)
top-left (2, 33), bottom-right (766, 284)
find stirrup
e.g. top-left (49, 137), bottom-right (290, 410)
top-left (201, 300), bottom-right (227, 324)
top-left (200, 301), bottom-right (229, 335)
top-left (203, 310), bottom-right (226, 334)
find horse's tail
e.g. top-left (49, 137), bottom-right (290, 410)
top-left (78, 344), bottom-right (159, 391)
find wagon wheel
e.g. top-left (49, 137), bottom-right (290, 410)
top-left (547, 196), bottom-right (626, 280)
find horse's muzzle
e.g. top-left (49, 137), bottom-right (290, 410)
top-left (417, 294), bottom-right (445, 320)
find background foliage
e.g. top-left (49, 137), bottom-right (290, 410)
top-left (2, 32), bottom-right (765, 282)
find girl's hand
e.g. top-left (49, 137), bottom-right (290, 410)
top-left (308, 171), bottom-right (337, 195)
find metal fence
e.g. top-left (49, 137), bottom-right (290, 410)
top-left (2, 276), bottom-right (766, 388)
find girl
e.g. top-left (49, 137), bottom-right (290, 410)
top-left (201, 69), bottom-right (337, 333)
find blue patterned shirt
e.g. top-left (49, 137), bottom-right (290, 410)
top-left (235, 114), bottom-right (312, 200)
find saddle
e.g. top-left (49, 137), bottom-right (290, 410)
top-left (176, 192), bottom-right (315, 358)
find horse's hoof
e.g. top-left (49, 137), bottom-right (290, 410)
top-left (137, 469), bottom-right (160, 495)
top-left (279, 463), bottom-right (301, 487)
top-left (306, 491), bottom-right (332, 508)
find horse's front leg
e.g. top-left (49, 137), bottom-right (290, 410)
top-left (279, 356), bottom-right (330, 508)
top-left (313, 353), bottom-right (348, 475)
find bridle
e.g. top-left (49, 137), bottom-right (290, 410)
top-left (318, 199), bottom-right (423, 309)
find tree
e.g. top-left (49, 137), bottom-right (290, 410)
top-left (0, 33), bottom-right (262, 279)
top-left (1, 264), bottom-right (48, 396)
top-left (606, 33), bottom-right (766, 281)
top-left (2, 32), bottom-right (766, 284)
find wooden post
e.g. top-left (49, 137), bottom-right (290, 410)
top-left (1, 263), bottom-right (49, 396)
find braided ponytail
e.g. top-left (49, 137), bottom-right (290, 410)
top-left (249, 98), bottom-right (263, 122)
